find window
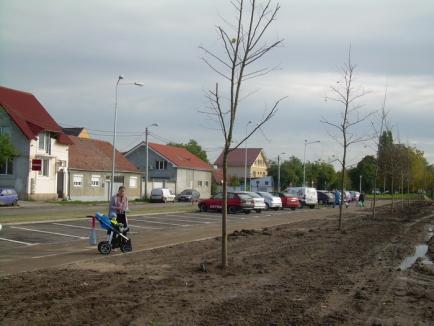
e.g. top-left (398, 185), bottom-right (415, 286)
top-left (0, 158), bottom-right (13, 175)
top-left (198, 180), bottom-right (203, 187)
top-left (38, 132), bottom-right (51, 154)
top-left (73, 175), bottom-right (83, 187)
top-left (155, 160), bottom-right (168, 170)
top-left (38, 158), bottom-right (50, 177)
top-left (205, 181), bottom-right (209, 187)
top-left (91, 175), bottom-right (100, 187)
top-left (129, 176), bottom-right (137, 188)
top-left (0, 126), bottom-right (11, 135)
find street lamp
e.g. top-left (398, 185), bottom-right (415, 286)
top-left (359, 175), bottom-right (362, 193)
top-left (244, 120), bottom-right (252, 191)
top-left (145, 123), bottom-right (159, 200)
top-left (303, 139), bottom-right (320, 187)
top-left (277, 152), bottom-right (286, 191)
top-left (110, 75), bottom-right (144, 199)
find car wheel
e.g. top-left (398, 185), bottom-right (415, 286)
top-left (98, 241), bottom-right (112, 255)
top-left (228, 206), bottom-right (237, 214)
top-left (290, 207), bottom-right (296, 211)
top-left (199, 204), bottom-right (208, 212)
top-left (12, 200), bottom-right (18, 206)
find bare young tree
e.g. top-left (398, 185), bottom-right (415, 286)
top-left (200, 0), bottom-right (285, 268)
top-left (322, 48), bottom-right (373, 230)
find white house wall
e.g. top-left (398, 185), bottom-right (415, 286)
top-left (28, 137), bottom-right (69, 200)
top-left (176, 168), bottom-right (211, 198)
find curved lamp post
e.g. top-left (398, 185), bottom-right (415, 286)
top-left (303, 139), bottom-right (320, 187)
top-left (277, 152), bottom-right (286, 191)
top-left (110, 75), bottom-right (144, 199)
top-left (145, 123), bottom-right (159, 200)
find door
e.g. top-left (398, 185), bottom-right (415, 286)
top-left (57, 170), bottom-right (65, 198)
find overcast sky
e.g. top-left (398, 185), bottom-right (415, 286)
top-left (1, 0), bottom-right (433, 167)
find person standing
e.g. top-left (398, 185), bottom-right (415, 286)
top-left (359, 192), bottom-right (365, 208)
top-left (109, 185), bottom-right (129, 227)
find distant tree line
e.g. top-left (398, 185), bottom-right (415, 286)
top-left (268, 131), bottom-right (434, 196)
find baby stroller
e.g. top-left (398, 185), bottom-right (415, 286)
top-left (94, 212), bottom-right (132, 255)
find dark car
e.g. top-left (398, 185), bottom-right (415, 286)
top-left (198, 192), bottom-right (254, 214)
top-left (0, 188), bottom-right (18, 206)
top-left (176, 189), bottom-right (200, 202)
top-left (317, 190), bottom-right (334, 205)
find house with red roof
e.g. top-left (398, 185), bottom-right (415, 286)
top-left (214, 148), bottom-right (269, 180)
top-left (124, 142), bottom-right (213, 198)
top-left (0, 86), bottom-right (72, 200)
top-left (68, 136), bottom-right (142, 201)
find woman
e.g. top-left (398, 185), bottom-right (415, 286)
top-left (109, 186), bottom-right (129, 227)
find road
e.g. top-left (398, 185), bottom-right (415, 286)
top-left (0, 205), bottom-right (371, 275)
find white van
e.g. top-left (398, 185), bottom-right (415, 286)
top-left (284, 187), bottom-right (318, 208)
top-left (150, 188), bottom-right (176, 203)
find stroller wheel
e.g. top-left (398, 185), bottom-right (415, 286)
top-left (120, 240), bottom-right (132, 253)
top-left (98, 241), bottom-right (112, 255)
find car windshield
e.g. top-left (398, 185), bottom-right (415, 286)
top-left (181, 190), bottom-right (192, 195)
top-left (246, 192), bottom-right (261, 198)
top-left (237, 193), bottom-right (252, 200)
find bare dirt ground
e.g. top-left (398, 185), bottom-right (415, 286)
top-left (1, 203), bottom-right (433, 326)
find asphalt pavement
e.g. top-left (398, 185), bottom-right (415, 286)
top-left (0, 204), bottom-right (371, 275)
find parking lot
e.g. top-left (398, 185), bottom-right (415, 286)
top-left (0, 208), bottom-right (321, 250)
top-left (0, 205), bottom-right (355, 275)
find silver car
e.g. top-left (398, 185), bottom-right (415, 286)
top-left (256, 191), bottom-right (282, 210)
top-left (239, 191), bottom-right (267, 213)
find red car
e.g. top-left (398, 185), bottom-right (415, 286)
top-left (272, 192), bottom-right (301, 210)
top-left (198, 192), bottom-right (254, 214)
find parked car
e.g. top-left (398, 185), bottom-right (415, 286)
top-left (176, 189), bottom-right (200, 202)
top-left (150, 188), bottom-right (176, 203)
top-left (349, 191), bottom-right (360, 201)
top-left (0, 188), bottom-right (18, 206)
top-left (272, 192), bottom-right (301, 210)
top-left (256, 191), bottom-right (282, 210)
top-left (239, 191), bottom-right (266, 213)
top-left (284, 187), bottom-right (318, 208)
top-left (198, 192), bottom-right (254, 214)
top-left (317, 190), bottom-right (334, 205)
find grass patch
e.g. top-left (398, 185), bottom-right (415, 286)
top-left (46, 200), bottom-right (108, 205)
top-left (366, 193), bottom-right (423, 200)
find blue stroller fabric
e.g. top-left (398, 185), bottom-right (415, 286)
top-left (95, 212), bottom-right (115, 231)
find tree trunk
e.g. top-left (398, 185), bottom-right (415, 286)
top-left (221, 150), bottom-right (228, 268)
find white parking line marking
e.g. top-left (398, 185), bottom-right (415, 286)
top-left (52, 223), bottom-right (105, 231)
top-left (128, 224), bottom-right (161, 230)
top-left (176, 215), bottom-right (218, 222)
top-left (10, 226), bottom-right (88, 239)
top-left (163, 215), bottom-right (211, 224)
top-left (133, 219), bottom-right (189, 227)
top-left (0, 237), bottom-right (38, 246)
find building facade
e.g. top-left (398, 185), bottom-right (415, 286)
top-left (68, 136), bottom-right (142, 201)
top-left (125, 142), bottom-right (213, 198)
top-left (0, 86), bottom-right (72, 200)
